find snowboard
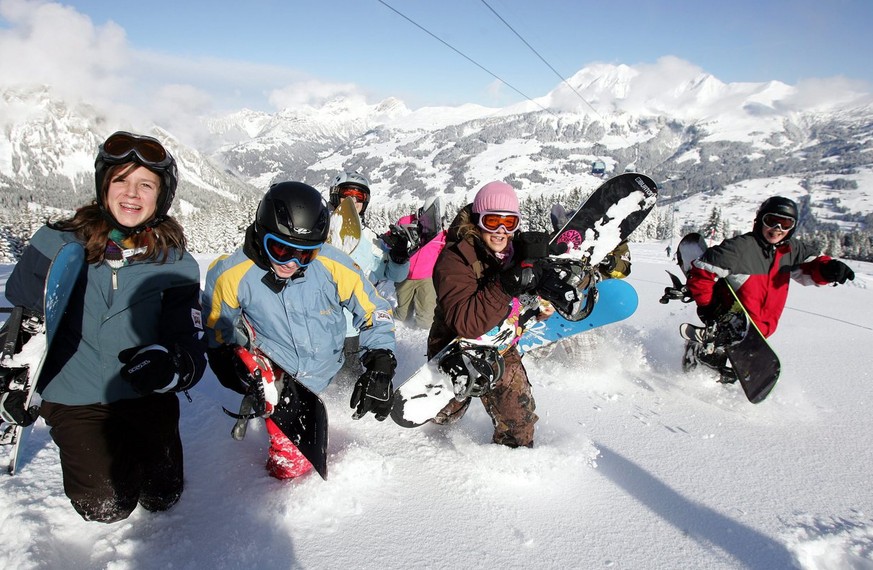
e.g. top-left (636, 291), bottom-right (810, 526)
top-left (390, 173), bottom-right (658, 428)
top-left (668, 232), bottom-right (781, 403)
top-left (328, 196), bottom-right (362, 255)
top-left (541, 172), bottom-right (657, 321)
top-left (390, 296), bottom-right (534, 428)
top-left (517, 278), bottom-right (639, 354)
top-left (222, 322), bottom-right (329, 480)
top-left (551, 172), bottom-right (658, 267)
top-left (269, 377), bottom-right (329, 480)
top-left (1, 242), bottom-right (85, 475)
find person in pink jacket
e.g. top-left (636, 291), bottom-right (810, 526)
top-left (393, 197), bottom-right (447, 329)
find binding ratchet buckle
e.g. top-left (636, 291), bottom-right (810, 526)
top-left (437, 342), bottom-right (505, 398)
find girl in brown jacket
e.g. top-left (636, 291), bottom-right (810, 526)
top-left (427, 181), bottom-right (549, 448)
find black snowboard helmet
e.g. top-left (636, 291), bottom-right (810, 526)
top-left (754, 196), bottom-right (798, 242)
top-left (94, 131), bottom-right (178, 233)
top-left (329, 171), bottom-right (371, 215)
top-left (255, 182), bottom-right (330, 249)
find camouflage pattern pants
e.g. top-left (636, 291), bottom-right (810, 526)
top-left (434, 348), bottom-right (538, 448)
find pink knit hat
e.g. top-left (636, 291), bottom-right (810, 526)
top-left (472, 181), bottom-right (520, 215)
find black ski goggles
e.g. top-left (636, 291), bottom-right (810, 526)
top-left (100, 131), bottom-right (173, 169)
top-left (761, 213), bottom-right (796, 231)
top-left (263, 233), bottom-right (322, 267)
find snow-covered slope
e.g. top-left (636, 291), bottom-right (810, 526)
top-left (1, 244), bottom-right (871, 569)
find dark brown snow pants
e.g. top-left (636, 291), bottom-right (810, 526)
top-left (40, 392), bottom-right (184, 523)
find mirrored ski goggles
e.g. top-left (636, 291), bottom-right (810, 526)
top-left (263, 233), bottom-right (322, 266)
top-left (338, 187), bottom-right (368, 203)
top-left (100, 131), bottom-right (173, 169)
top-left (761, 213), bottom-right (796, 231)
top-left (477, 212), bottom-right (520, 233)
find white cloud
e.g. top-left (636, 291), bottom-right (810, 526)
top-left (0, 0), bottom-right (131, 97)
top-left (784, 76), bottom-right (873, 111)
top-left (0, 0), bottom-right (363, 137)
top-left (267, 79), bottom-right (366, 109)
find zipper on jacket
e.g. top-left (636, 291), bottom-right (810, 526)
top-left (111, 268), bottom-right (118, 290)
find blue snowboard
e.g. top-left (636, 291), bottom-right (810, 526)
top-left (3, 242), bottom-right (85, 475)
top-left (517, 279), bottom-right (639, 354)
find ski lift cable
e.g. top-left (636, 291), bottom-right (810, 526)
top-left (376, 0), bottom-right (557, 117)
top-left (478, 0), bottom-right (602, 119)
top-left (479, 0), bottom-right (638, 156)
top-left (783, 306), bottom-right (873, 331)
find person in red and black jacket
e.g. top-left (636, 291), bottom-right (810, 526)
top-left (687, 196), bottom-right (854, 338)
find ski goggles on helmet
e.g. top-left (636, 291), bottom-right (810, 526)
top-left (263, 233), bottom-right (322, 267)
top-left (100, 131), bottom-right (173, 169)
top-left (338, 186), bottom-right (368, 203)
top-left (761, 213), bottom-right (796, 231)
top-left (477, 211), bottom-right (520, 233)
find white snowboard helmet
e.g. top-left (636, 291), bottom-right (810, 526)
top-left (329, 171), bottom-right (371, 214)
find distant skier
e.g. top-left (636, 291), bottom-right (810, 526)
top-left (687, 196), bottom-right (855, 339)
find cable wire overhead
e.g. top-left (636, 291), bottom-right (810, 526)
top-left (377, 0), bottom-right (556, 116)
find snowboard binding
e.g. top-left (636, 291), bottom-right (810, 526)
top-left (682, 308), bottom-right (748, 384)
top-left (437, 342), bottom-right (505, 399)
top-left (682, 340), bottom-right (737, 383)
top-left (221, 345), bottom-right (286, 440)
top-left (659, 271), bottom-right (693, 304)
top-left (536, 260), bottom-right (598, 321)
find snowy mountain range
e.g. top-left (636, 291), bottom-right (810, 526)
top-left (1, 62), bottom-right (872, 255)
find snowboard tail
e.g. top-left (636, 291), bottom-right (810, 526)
top-left (328, 196), bottom-right (362, 255)
top-left (552, 172), bottom-right (658, 266)
top-left (2, 242), bottom-right (86, 475)
top-left (723, 283), bottom-right (780, 403)
top-left (222, 340), bottom-right (329, 480)
top-left (269, 380), bottom-right (329, 480)
top-left (518, 279), bottom-right (638, 354)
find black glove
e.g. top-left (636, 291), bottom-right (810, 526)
top-left (514, 231), bottom-right (550, 259)
top-left (821, 259), bottom-right (855, 285)
top-left (500, 260), bottom-right (544, 297)
top-left (207, 344), bottom-right (250, 394)
top-left (0, 387), bottom-right (39, 427)
top-left (351, 349), bottom-right (396, 421)
top-left (383, 227), bottom-right (411, 264)
top-left (599, 256), bottom-right (617, 273)
top-left (513, 231), bottom-right (568, 259)
top-left (389, 234), bottom-right (410, 264)
top-left (119, 344), bottom-right (195, 395)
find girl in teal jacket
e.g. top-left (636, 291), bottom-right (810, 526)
top-left (3, 131), bottom-right (206, 523)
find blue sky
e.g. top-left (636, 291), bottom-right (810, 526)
top-left (2, 0), bottom-right (872, 114)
